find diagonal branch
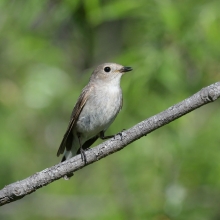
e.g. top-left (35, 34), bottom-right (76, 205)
top-left (0, 82), bottom-right (220, 206)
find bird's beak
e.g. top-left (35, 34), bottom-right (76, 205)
top-left (119, 66), bottom-right (133, 73)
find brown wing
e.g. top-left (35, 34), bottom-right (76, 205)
top-left (57, 85), bottom-right (93, 157)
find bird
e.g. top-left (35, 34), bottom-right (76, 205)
top-left (57, 63), bottom-right (132, 170)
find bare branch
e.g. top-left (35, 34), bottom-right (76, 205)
top-left (0, 82), bottom-right (220, 206)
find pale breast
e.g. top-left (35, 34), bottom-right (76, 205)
top-left (76, 85), bottom-right (122, 137)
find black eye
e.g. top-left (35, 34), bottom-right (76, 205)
top-left (104, 66), bottom-right (111, 72)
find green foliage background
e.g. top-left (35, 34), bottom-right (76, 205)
top-left (1, 0), bottom-right (220, 219)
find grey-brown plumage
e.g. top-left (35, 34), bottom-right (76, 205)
top-left (57, 63), bottom-right (132, 165)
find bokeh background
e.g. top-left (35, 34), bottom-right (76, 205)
top-left (1, 0), bottom-right (220, 219)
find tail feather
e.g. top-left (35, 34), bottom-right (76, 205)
top-left (61, 136), bottom-right (79, 162)
top-left (59, 135), bottom-right (99, 180)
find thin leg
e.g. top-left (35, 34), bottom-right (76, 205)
top-left (77, 133), bottom-right (87, 164)
top-left (99, 131), bottom-right (115, 140)
top-left (99, 130), bottom-right (125, 141)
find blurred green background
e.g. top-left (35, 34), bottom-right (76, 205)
top-left (1, 0), bottom-right (220, 219)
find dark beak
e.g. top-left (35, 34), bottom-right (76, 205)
top-left (119, 66), bottom-right (133, 73)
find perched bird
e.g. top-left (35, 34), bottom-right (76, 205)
top-left (57, 63), bottom-right (132, 167)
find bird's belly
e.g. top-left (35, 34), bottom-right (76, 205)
top-left (76, 90), bottom-right (122, 138)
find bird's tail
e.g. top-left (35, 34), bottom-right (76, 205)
top-left (60, 137), bottom-right (80, 180)
top-left (61, 150), bottom-right (73, 162)
top-left (61, 136), bottom-right (80, 161)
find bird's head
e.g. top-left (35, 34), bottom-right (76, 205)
top-left (90, 63), bottom-right (132, 85)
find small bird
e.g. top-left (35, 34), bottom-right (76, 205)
top-left (57, 63), bottom-right (132, 167)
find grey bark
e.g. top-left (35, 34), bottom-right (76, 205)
top-left (0, 82), bottom-right (220, 206)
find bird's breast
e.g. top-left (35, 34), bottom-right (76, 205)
top-left (76, 85), bottom-right (122, 136)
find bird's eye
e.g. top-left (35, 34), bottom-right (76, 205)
top-left (104, 67), bottom-right (111, 72)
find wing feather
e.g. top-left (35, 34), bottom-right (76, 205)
top-left (57, 85), bottom-right (92, 156)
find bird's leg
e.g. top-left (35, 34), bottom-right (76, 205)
top-left (77, 133), bottom-right (87, 164)
top-left (99, 130), bottom-right (125, 141)
top-left (99, 131), bottom-right (115, 140)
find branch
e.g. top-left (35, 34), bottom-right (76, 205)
top-left (1, 82), bottom-right (220, 206)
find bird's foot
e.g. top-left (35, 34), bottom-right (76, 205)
top-left (116, 129), bottom-right (125, 141)
top-left (80, 147), bottom-right (87, 164)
